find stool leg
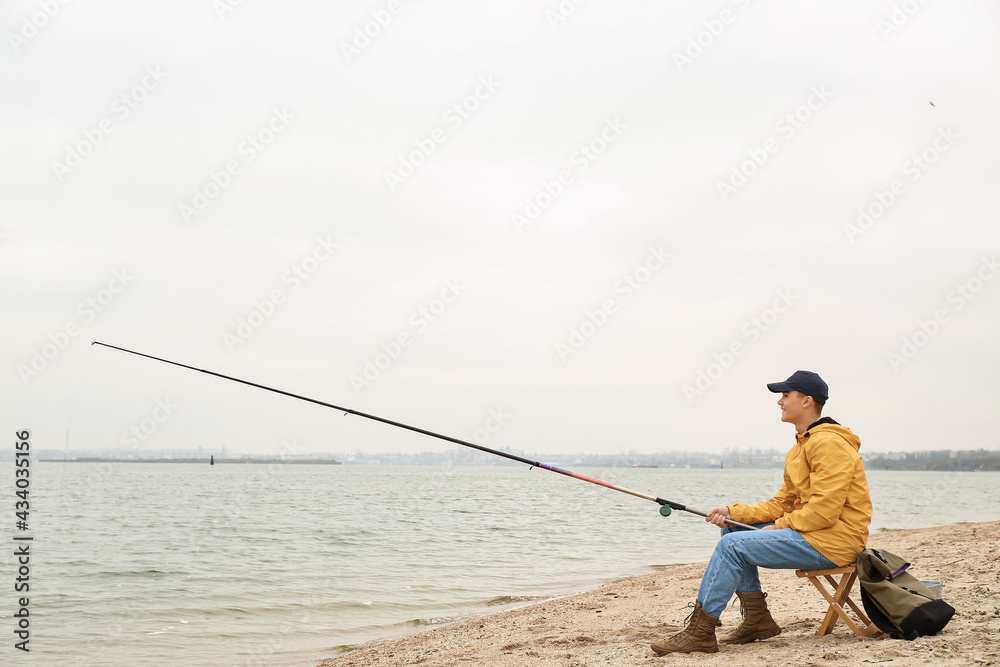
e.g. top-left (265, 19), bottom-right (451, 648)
top-left (806, 571), bottom-right (872, 638)
top-left (805, 576), bottom-right (840, 635)
top-left (824, 572), bottom-right (870, 637)
top-left (838, 572), bottom-right (878, 637)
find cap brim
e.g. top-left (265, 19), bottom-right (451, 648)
top-left (767, 382), bottom-right (792, 393)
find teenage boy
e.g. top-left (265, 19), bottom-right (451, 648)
top-left (651, 371), bottom-right (873, 655)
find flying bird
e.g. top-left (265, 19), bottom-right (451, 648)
top-left (930, 101), bottom-right (935, 107)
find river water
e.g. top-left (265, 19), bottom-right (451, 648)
top-left (3, 462), bottom-right (998, 667)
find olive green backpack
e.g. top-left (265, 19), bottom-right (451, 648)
top-left (856, 547), bottom-right (955, 640)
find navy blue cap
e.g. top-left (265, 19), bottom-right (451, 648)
top-left (767, 370), bottom-right (828, 404)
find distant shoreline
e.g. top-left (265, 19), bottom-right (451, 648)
top-left (14, 447), bottom-right (999, 470)
top-left (17, 454), bottom-right (1000, 470)
top-left (41, 457), bottom-right (342, 465)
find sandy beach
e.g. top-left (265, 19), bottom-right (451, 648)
top-left (317, 520), bottom-right (1000, 666)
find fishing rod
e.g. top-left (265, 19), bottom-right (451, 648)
top-left (91, 341), bottom-right (758, 531)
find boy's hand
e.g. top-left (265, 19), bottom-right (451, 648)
top-left (706, 506), bottom-right (731, 527)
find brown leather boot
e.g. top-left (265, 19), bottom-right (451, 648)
top-left (650, 601), bottom-right (721, 655)
top-left (720, 591), bottom-right (781, 644)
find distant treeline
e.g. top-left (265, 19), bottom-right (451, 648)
top-left (7, 448), bottom-right (999, 471)
top-left (336, 447), bottom-right (1000, 471)
top-left (862, 449), bottom-right (1000, 472)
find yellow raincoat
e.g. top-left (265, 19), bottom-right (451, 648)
top-left (728, 419), bottom-right (873, 567)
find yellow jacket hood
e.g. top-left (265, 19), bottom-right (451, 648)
top-left (807, 420), bottom-right (862, 452)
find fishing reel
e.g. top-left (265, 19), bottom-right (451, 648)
top-left (658, 504), bottom-right (672, 517)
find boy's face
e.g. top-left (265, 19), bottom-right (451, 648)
top-left (777, 390), bottom-right (811, 424)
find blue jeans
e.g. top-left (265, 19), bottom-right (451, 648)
top-left (697, 523), bottom-right (836, 618)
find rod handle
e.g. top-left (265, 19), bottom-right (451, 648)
top-left (682, 506), bottom-right (760, 531)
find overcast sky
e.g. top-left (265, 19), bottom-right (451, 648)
top-left (2, 0), bottom-right (998, 458)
